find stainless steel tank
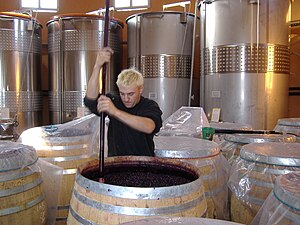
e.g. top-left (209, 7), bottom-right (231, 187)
top-left (200, 0), bottom-right (290, 130)
top-left (0, 12), bottom-right (43, 134)
top-left (126, 11), bottom-right (199, 121)
top-left (47, 14), bottom-right (123, 124)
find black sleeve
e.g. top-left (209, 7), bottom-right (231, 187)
top-left (84, 95), bottom-right (100, 116)
top-left (150, 102), bottom-right (163, 134)
top-left (141, 100), bottom-right (163, 134)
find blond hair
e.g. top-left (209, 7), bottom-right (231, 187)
top-left (116, 68), bottom-right (144, 88)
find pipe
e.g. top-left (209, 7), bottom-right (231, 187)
top-left (99, 0), bottom-right (110, 182)
top-left (59, 17), bottom-right (64, 123)
top-left (199, 1), bottom-right (206, 107)
top-left (188, 0), bottom-right (199, 106)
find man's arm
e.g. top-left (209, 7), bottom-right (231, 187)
top-left (114, 109), bottom-right (155, 134)
top-left (97, 95), bottom-right (156, 134)
top-left (86, 47), bottom-right (113, 99)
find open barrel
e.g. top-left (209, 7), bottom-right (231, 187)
top-left (68, 156), bottom-right (207, 225)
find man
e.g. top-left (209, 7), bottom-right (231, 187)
top-left (84, 47), bottom-right (163, 156)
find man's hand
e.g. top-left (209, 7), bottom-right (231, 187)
top-left (94, 47), bottom-right (114, 69)
top-left (97, 95), bottom-right (155, 134)
top-left (97, 95), bottom-right (118, 116)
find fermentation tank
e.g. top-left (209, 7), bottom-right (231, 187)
top-left (126, 12), bottom-right (199, 121)
top-left (0, 12), bottom-right (43, 133)
top-left (200, 0), bottom-right (290, 129)
top-left (47, 14), bottom-right (123, 124)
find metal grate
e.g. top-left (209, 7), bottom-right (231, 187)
top-left (0, 91), bottom-right (42, 112)
top-left (205, 44), bottom-right (290, 74)
top-left (48, 31), bottom-right (121, 53)
top-left (129, 54), bottom-right (191, 78)
top-left (0, 30), bottom-right (41, 53)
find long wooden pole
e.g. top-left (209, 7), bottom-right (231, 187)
top-left (99, 0), bottom-right (110, 182)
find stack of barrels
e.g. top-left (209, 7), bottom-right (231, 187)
top-left (228, 142), bottom-right (300, 224)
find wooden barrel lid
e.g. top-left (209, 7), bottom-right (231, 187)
top-left (240, 142), bottom-right (300, 166)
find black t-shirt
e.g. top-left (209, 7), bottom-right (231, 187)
top-left (84, 94), bottom-right (162, 156)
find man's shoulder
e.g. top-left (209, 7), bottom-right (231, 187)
top-left (139, 97), bottom-right (162, 116)
top-left (140, 96), bottom-right (160, 107)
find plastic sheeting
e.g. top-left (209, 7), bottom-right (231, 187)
top-left (251, 171), bottom-right (300, 225)
top-left (18, 114), bottom-right (101, 156)
top-left (119, 217), bottom-right (243, 224)
top-left (37, 159), bottom-right (63, 225)
top-left (228, 142), bottom-right (300, 225)
top-left (154, 136), bottom-right (230, 220)
top-left (157, 107), bottom-right (209, 138)
top-left (17, 114), bottom-right (101, 223)
top-left (219, 133), bottom-right (296, 164)
top-left (0, 141), bottom-right (62, 225)
top-left (0, 141), bottom-right (37, 171)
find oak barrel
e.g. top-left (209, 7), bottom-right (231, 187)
top-left (274, 118), bottom-right (300, 142)
top-left (19, 126), bottom-right (97, 224)
top-left (221, 133), bottom-right (296, 163)
top-left (154, 136), bottom-right (230, 220)
top-left (228, 142), bottom-right (300, 224)
top-left (253, 171), bottom-right (300, 224)
top-left (0, 141), bottom-right (47, 224)
top-left (68, 156), bottom-right (207, 225)
top-left (119, 216), bottom-right (244, 225)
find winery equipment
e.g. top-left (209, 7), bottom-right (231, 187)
top-left (0, 12), bottom-right (43, 133)
top-left (200, 0), bottom-right (290, 129)
top-left (126, 11), bottom-right (199, 120)
top-left (47, 14), bottom-right (123, 124)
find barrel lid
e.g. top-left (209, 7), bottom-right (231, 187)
top-left (209, 122), bottom-right (252, 131)
top-left (273, 171), bottom-right (300, 211)
top-left (22, 125), bottom-right (91, 137)
top-left (47, 13), bottom-right (124, 27)
top-left (126, 11), bottom-right (196, 23)
top-left (0, 12), bottom-right (41, 25)
top-left (277, 118), bottom-right (300, 126)
top-left (240, 142), bottom-right (300, 166)
top-left (154, 136), bottom-right (219, 158)
top-left (0, 141), bottom-right (38, 172)
top-left (224, 133), bottom-right (296, 144)
top-left (120, 217), bottom-right (243, 225)
top-left (42, 126), bottom-right (91, 137)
